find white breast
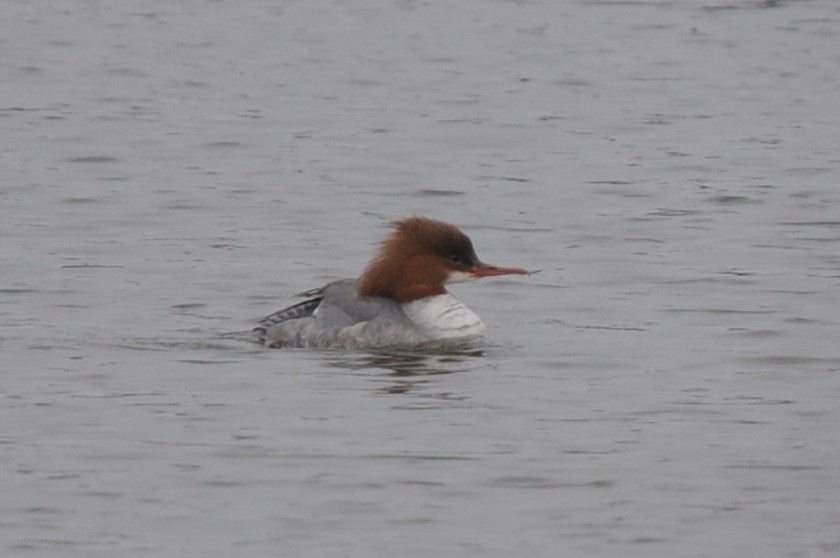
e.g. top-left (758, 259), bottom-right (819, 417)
top-left (402, 294), bottom-right (486, 340)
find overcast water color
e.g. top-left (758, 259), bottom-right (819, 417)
top-left (2, 0), bottom-right (840, 557)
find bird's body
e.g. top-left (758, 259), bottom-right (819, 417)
top-left (254, 217), bottom-right (526, 349)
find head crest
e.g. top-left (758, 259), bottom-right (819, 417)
top-left (357, 216), bottom-right (478, 302)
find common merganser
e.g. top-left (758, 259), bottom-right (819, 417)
top-left (254, 216), bottom-right (527, 349)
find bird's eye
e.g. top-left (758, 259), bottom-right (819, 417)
top-left (448, 253), bottom-right (462, 264)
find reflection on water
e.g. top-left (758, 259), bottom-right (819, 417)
top-left (324, 346), bottom-right (484, 374)
top-left (322, 344), bottom-right (487, 398)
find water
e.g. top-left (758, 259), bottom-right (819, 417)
top-left (2, 0), bottom-right (839, 556)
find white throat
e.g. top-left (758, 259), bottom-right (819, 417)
top-left (402, 294), bottom-right (486, 340)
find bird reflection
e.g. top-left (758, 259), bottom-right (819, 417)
top-left (322, 344), bottom-right (486, 397)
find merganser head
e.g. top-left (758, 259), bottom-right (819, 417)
top-left (358, 216), bottom-right (528, 303)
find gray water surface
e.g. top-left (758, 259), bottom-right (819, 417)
top-left (2, 1), bottom-right (840, 556)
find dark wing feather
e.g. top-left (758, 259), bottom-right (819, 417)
top-left (253, 292), bottom-right (324, 341)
